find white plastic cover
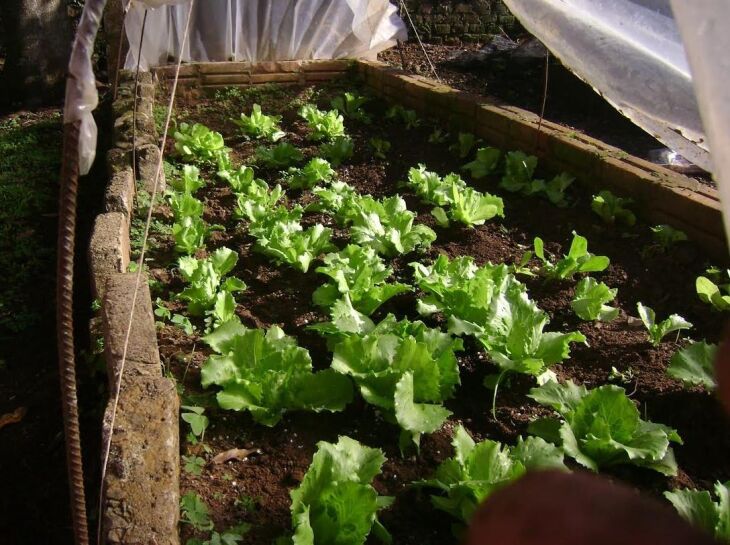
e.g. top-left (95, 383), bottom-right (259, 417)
top-left (124, 0), bottom-right (407, 70)
top-left (501, 0), bottom-right (711, 172)
top-left (64, 0), bottom-right (106, 175)
top-left (672, 1), bottom-right (730, 246)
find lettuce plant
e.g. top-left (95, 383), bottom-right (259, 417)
top-left (406, 165), bottom-right (465, 207)
top-left (500, 151), bottom-right (538, 192)
top-left (289, 436), bottom-right (392, 545)
top-left (428, 128), bottom-right (449, 144)
top-left (174, 122), bottom-right (229, 164)
top-left (234, 103), bottom-right (285, 141)
top-left (299, 104), bottom-right (346, 141)
top-left (636, 302), bottom-right (692, 346)
top-left (201, 320), bottom-right (353, 426)
top-left (385, 104), bottom-right (420, 129)
top-left (412, 255), bottom-right (585, 384)
top-left (320, 136), bottom-right (354, 167)
top-left (173, 216), bottom-right (214, 255)
top-left (250, 208), bottom-right (335, 272)
top-left (528, 380), bottom-right (682, 475)
top-left (696, 270), bottom-right (730, 311)
top-left (234, 181), bottom-right (285, 224)
top-left (170, 164), bottom-right (205, 194)
top-left (533, 232), bottom-right (610, 281)
top-left (667, 341), bottom-right (717, 390)
top-left (650, 224), bottom-right (688, 250)
top-left (331, 92), bottom-right (371, 124)
top-left (316, 298), bottom-right (463, 448)
top-left (462, 147), bottom-right (501, 179)
top-left (447, 184), bottom-right (504, 227)
top-left (218, 165), bottom-right (260, 192)
top-left (542, 173), bottom-right (575, 207)
top-left (591, 190), bottom-right (636, 226)
top-left (571, 277), bottom-right (618, 322)
top-left (665, 481), bottom-right (730, 542)
top-left (449, 132), bottom-right (480, 159)
top-left (284, 157), bottom-right (335, 190)
top-left (177, 247), bottom-right (247, 328)
top-left (308, 181), bottom-right (358, 215)
top-left (346, 195), bottom-right (437, 257)
top-left (313, 244), bottom-right (411, 315)
top-left (419, 425), bottom-right (565, 524)
top-left (255, 142), bottom-right (304, 169)
top-left (369, 137), bottom-right (390, 160)
top-left (168, 191), bottom-right (204, 220)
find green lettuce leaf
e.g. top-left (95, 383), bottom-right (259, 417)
top-left (665, 481), bottom-right (730, 541)
top-left (290, 436), bottom-right (391, 545)
top-left (571, 277), bottom-right (618, 321)
top-left (313, 244), bottom-right (411, 315)
top-left (419, 425), bottom-right (565, 524)
top-left (528, 381), bottom-right (682, 475)
top-left (667, 341), bottom-right (717, 390)
top-left (201, 321), bottom-right (352, 426)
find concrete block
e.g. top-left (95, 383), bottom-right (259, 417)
top-left (105, 167), bottom-right (136, 218)
top-left (102, 375), bottom-right (179, 545)
top-left (89, 213), bottom-right (130, 299)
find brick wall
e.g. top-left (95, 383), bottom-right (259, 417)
top-left (401, 0), bottom-right (521, 43)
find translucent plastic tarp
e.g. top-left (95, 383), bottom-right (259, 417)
top-left (124, 0), bottom-right (407, 70)
top-left (672, 0), bottom-right (730, 244)
top-left (64, 0), bottom-right (105, 174)
top-left (502, 0), bottom-right (711, 172)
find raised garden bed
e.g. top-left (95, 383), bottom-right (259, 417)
top-left (100, 68), bottom-right (730, 545)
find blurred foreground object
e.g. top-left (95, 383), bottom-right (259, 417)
top-left (466, 470), bottom-right (718, 545)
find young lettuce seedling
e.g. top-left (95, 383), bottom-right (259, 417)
top-left (650, 224), bottom-right (688, 251)
top-left (289, 436), bottom-right (393, 545)
top-left (284, 157), bottom-right (336, 190)
top-left (571, 277), bottom-right (618, 322)
top-left (174, 122), bottom-right (230, 164)
top-left (233, 103), bottom-right (285, 141)
top-left (696, 269), bottom-right (730, 311)
top-left (529, 380), bottom-right (682, 475)
top-left (331, 91), bottom-right (371, 123)
top-left (385, 104), bottom-right (420, 129)
top-left (255, 142), bottom-right (304, 169)
top-left (636, 302), bottom-right (692, 346)
top-left (449, 132), bottom-right (480, 159)
top-left (533, 232), bottom-right (610, 281)
top-left (299, 103), bottom-right (346, 141)
top-left (319, 136), bottom-right (354, 167)
top-left (418, 425), bottom-right (566, 526)
top-left (462, 146), bottom-right (501, 179)
top-left (201, 320), bottom-right (353, 426)
top-left (369, 137), bottom-right (391, 160)
top-left (591, 189), bottom-right (636, 226)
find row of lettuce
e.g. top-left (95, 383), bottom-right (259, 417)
top-left (154, 94), bottom-right (728, 545)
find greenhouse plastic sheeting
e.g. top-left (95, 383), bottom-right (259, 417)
top-left (672, 0), bottom-right (730, 243)
top-left (502, 0), bottom-right (711, 172)
top-left (124, 0), bottom-right (407, 70)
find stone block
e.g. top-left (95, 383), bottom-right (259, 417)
top-left (102, 272), bottom-right (161, 387)
top-left (107, 147), bottom-right (133, 177)
top-left (102, 375), bottom-right (179, 545)
top-left (105, 166), bottom-right (136, 218)
top-left (89, 213), bottom-right (130, 299)
top-left (136, 144), bottom-right (166, 194)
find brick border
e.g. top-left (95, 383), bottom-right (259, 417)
top-left (90, 70), bottom-right (180, 545)
top-left (355, 59), bottom-right (728, 261)
top-left (153, 59), bottom-right (354, 89)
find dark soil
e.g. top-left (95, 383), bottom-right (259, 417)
top-left (378, 42), bottom-right (684, 170)
top-left (148, 82), bottom-right (729, 544)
